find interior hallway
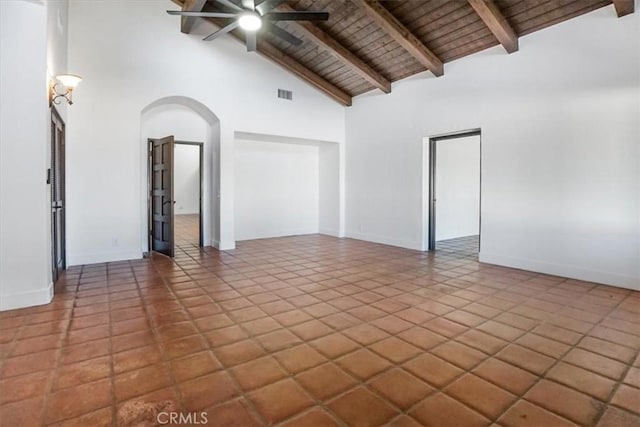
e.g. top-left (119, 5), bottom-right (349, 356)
top-left (0, 236), bottom-right (638, 426)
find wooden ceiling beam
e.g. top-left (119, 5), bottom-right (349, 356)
top-left (181, 0), bottom-right (207, 34)
top-left (612, 0), bottom-right (634, 17)
top-left (353, 0), bottom-right (444, 77)
top-left (275, 4), bottom-right (391, 93)
top-left (468, 0), bottom-right (518, 53)
top-left (255, 39), bottom-right (353, 106)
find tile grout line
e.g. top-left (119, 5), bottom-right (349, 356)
top-left (2, 236), bottom-right (639, 426)
top-left (490, 280), bottom-right (638, 426)
top-left (177, 238), bottom-right (640, 426)
top-left (136, 256), bottom-right (190, 415)
top-left (180, 241), bottom-right (411, 426)
top-left (108, 263), bottom-right (120, 427)
top-left (183, 240), bottom-right (492, 426)
top-left (166, 253), bottom-right (273, 426)
top-left (39, 266), bottom-right (80, 426)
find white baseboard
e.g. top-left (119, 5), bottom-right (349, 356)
top-left (479, 252), bottom-right (640, 291)
top-left (345, 231), bottom-right (423, 251)
top-left (319, 227), bottom-right (340, 237)
top-left (68, 250), bottom-right (143, 267)
top-left (0, 282), bottom-right (53, 311)
top-left (235, 229), bottom-right (319, 242)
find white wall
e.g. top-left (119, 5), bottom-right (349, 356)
top-left (319, 143), bottom-right (342, 236)
top-left (174, 144), bottom-right (200, 215)
top-left (1, 0), bottom-right (54, 310)
top-left (435, 135), bottom-right (480, 241)
top-left (233, 131), bottom-right (343, 239)
top-left (66, 0), bottom-right (345, 263)
top-left (346, 5), bottom-right (640, 289)
top-left (235, 140), bottom-right (319, 240)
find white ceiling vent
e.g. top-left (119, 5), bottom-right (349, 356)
top-left (277, 89), bottom-right (293, 100)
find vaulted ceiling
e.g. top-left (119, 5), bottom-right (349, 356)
top-left (173, 0), bottom-right (634, 106)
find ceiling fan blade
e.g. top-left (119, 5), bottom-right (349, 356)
top-left (265, 11), bottom-right (329, 21)
top-left (241, 0), bottom-right (255, 10)
top-left (255, 0), bottom-right (286, 15)
top-left (203, 20), bottom-right (239, 41)
top-left (167, 10), bottom-right (238, 18)
top-left (265, 22), bottom-right (303, 46)
top-left (246, 32), bottom-right (257, 52)
top-left (213, 0), bottom-right (244, 12)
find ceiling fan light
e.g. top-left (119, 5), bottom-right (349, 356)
top-left (238, 14), bottom-right (262, 31)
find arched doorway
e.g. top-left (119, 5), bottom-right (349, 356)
top-left (140, 96), bottom-right (220, 254)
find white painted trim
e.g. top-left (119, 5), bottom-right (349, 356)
top-left (1, 282), bottom-right (53, 311)
top-left (68, 250), bottom-right (142, 266)
top-left (479, 252), bottom-right (640, 291)
top-left (346, 231), bottom-right (423, 251)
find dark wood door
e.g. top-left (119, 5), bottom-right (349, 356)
top-left (51, 108), bottom-right (66, 282)
top-left (149, 136), bottom-right (175, 257)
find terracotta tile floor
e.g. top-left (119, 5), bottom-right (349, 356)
top-left (0, 234), bottom-right (639, 426)
top-left (175, 214), bottom-right (200, 246)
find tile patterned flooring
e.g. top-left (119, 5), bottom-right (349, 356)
top-left (0, 231), bottom-right (639, 426)
top-left (436, 235), bottom-right (480, 258)
top-left (175, 214), bottom-right (200, 247)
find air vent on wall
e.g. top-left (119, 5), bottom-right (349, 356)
top-left (277, 89), bottom-right (293, 100)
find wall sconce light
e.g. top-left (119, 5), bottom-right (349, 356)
top-left (49, 74), bottom-right (82, 106)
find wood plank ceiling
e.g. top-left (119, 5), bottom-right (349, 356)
top-left (173, 0), bottom-right (633, 106)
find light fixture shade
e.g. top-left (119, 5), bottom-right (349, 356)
top-left (56, 74), bottom-right (83, 89)
top-left (238, 14), bottom-right (262, 31)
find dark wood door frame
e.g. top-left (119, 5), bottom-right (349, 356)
top-left (50, 107), bottom-right (66, 282)
top-left (428, 129), bottom-right (482, 251)
top-left (174, 140), bottom-right (204, 247)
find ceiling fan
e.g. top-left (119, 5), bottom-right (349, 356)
top-left (168, 0), bottom-right (329, 52)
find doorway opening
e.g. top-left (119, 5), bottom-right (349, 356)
top-left (174, 141), bottom-right (203, 249)
top-left (140, 96), bottom-right (221, 255)
top-left (50, 107), bottom-right (66, 282)
top-left (427, 129), bottom-right (481, 257)
top-left (147, 137), bottom-right (203, 257)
